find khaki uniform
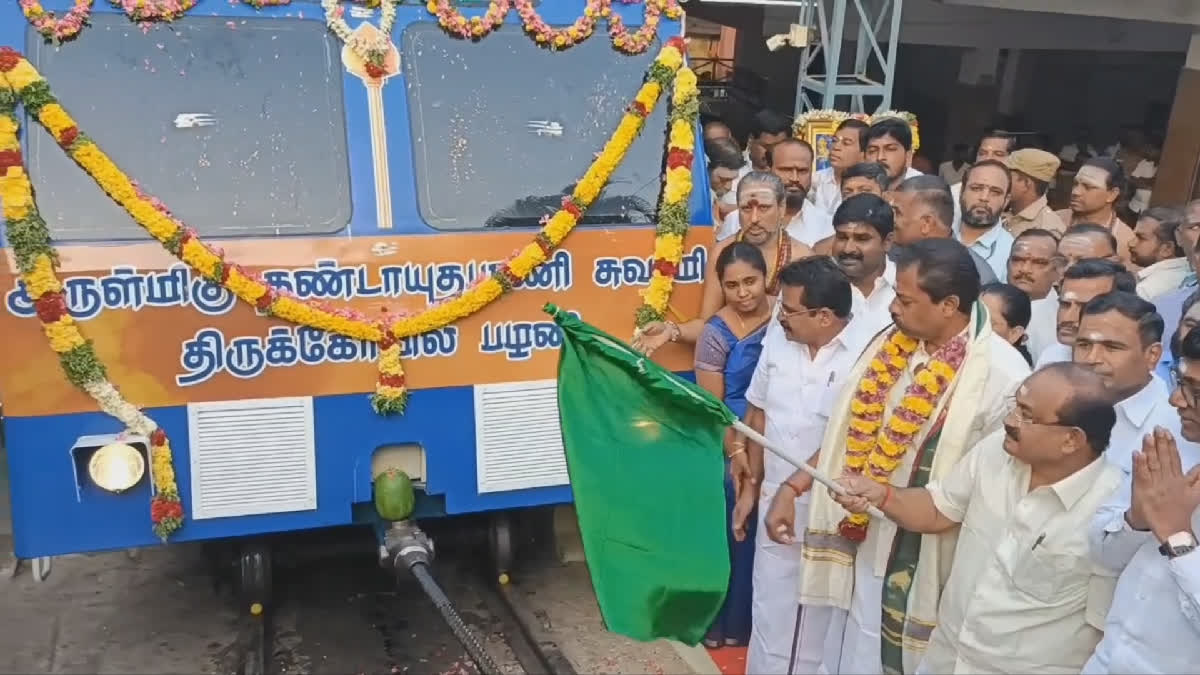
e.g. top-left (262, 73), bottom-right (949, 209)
top-left (1006, 196), bottom-right (1066, 236)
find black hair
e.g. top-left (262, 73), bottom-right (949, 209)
top-left (1080, 291), bottom-right (1164, 347)
top-left (1181, 323), bottom-right (1200, 361)
top-left (963, 159), bottom-right (1012, 194)
top-left (1080, 156), bottom-right (1127, 194)
top-left (861, 118), bottom-right (913, 153)
top-left (706, 137), bottom-right (745, 172)
top-left (979, 130), bottom-right (1017, 152)
top-left (833, 193), bottom-right (894, 240)
top-left (753, 109), bottom-right (792, 138)
top-left (1061, 257), bottom-right (1137, 293)
top-left (777, 257), bottom-right (852, 319)
top-left (1171, 289), bottom-right (1200, 359)
top-left (1013, 227), bottom-right (1061, 247)
top-left (765, 138), bottom-right (814, 169)
top-left (704, 120), bottom-right (732, 137)
top-left (1063, 223), bottom-right (1119, 255)
top-left (841, 161), bottom-right (890, 192)
top-left (895, 174), bottom-right (955, 229)
top-left (892, 239), bottom-right (980, 316)
top-left (1140, 206), bottom-right (1186, 257)
top-left (736, 170), bottom-right (787, 205)
top-left (836, 118), bottom-right (869, 135)
top-left (1039, 362), bottom-right (1118, 456)
top-left (981, 282), bottom-right (1033, 365)
top-left (715, 241), bottom-right (768, 281)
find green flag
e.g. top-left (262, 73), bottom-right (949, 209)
top-left (546, 303), bottom-right (735, 646)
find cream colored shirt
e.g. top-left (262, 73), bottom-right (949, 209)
top-left (1006, 195), bottom-right (1067, 237)
top-left (917, 433), bottom-right (1124, 675)
top-left (1136, 256), bottom-right (1191, 301)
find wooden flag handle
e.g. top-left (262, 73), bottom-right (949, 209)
top-left (732, 420), bottom-right (888, 520)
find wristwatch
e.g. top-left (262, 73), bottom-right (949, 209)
top-left (1159, 531), bottom-right (1199, 558)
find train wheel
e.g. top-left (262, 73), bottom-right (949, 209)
top-left (487, 512), bottom-right (514, 582)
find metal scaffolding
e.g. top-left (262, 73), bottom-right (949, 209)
top-left (794, 0), bottom-right (904, 116)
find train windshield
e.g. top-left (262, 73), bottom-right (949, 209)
top-left (402, 22), bottom-right (665, 230)
top-left (25, 14), bottom-right (351, 241)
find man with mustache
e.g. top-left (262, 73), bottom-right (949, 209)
top-left (1058, 223), bottom-right (1121, 273)
top-left (949, 131), bottom-right (1016, 230)
top-left (832, 193), bottom-right (896, 336)
top-left (954, 159), bottom-right (1014, 281)
top-left (888, 175), bottom-right (998, 284)
top-left (831, 363), bottom-right (1122, 674)
top-left (766, 239), bottom-right (1029, 675)
top-left (863, 117), bottom-right (923, 190)
top-left (1008, 228), bottom-right (1064, 358)
top-left (1056, 157), bottom-right (1136, 268)
top-left (840, 161), bottom-right (890, 200)
top-left (1035, 259), bottom-right (1136, 368)
top-left (1130, 206), bottom-right (1189, 300)
top-left (1005, 148), bottom-right (1067, 236)
top-left (811, 118), bottom-right (869, 214)
top-left (1085, 331), bottom-right (1200, 674)
top-left (717, 139), bottom-right (834, 249)
top-left (717, 109), bottom-right (793, 216)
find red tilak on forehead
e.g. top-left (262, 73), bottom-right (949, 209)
top-left (742, 198), bottom-right (762, 208)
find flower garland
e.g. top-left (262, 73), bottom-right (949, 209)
top-left (839, 329), bottom-right (968, 541)
top-left (322, 0), bottom-right (398, 77)
top-left (634, 51), bottom-right (697, 327)
top-left (873, 110), bottom-right (921, 151)
top-left (19, 0), bottom-right (93, 43)
top-left (427, 0), bottom-right (683, 53)
top-left (0, 39), bottom-right (691, 419)
top-left (0, 51), bottom-right (184, 540)
top-left (109, 0), bottom-right (195, 22)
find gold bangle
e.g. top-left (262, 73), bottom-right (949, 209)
top-left (727, 447), bottom-right (746, 459)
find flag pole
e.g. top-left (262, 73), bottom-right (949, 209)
top-left (731, 420), bottom-right (887, 520)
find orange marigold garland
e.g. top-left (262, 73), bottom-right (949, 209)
top-left (839, 329), bottom-right (968, 541)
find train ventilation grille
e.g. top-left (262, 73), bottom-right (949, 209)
top-left (474, 380), bottom-right (569, 493)
top-left (186, 396), bottom-right (318, 520)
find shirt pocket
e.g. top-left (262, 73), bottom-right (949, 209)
top-left (1009, 548), bottom-right (1089, 604)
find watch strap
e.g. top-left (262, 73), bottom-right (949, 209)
top-left (1159, 531), bottom-right (1199, 558)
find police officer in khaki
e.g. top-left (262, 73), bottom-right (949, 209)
top-left (1005, 148), bottom-right (1067, 236)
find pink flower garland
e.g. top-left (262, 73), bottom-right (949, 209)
top-left (19, 0), bottom-right (93, 43)
top-left (109, 0), bottom-right (196, 22)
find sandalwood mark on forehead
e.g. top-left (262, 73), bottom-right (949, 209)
top-left (739, 188), bottom-right (777, 207)
top-left (1018, 384), bottom-right (1029, 399)
top-left (1084, 332), bottom-right (1108, 342)
top-left (1076, 166), bottom-right (1109, 189)
top-left (1062, 291), bottom-right (1081, 302)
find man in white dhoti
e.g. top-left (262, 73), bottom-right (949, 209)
top-left (771, 238), bottom-right (1029, 674)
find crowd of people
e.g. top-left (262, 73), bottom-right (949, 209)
top-left (632, 110), bottom-right (1200, 674)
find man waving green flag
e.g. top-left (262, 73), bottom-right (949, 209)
top-left (545, 304), bottom-right (733, 646)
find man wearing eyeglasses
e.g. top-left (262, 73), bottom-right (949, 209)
top-left (1153, 199), bottom-right (1200, 357)
top-left (1084, 330), bottom-right (1200, 674)
top-left (832, 363), bottom-right (1123, 674)
top-left (1072, 291), bottom-right (1179, 474)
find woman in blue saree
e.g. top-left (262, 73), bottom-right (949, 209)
top-left (693, 242), bottom-right (772, 649)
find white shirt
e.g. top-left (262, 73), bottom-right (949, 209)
top-left (746, 319), bottom-right (872, 492)
top-left (1136, 257), bottom-right (1191, 302)
top-left (1059, 143), bottom-right (1099, 163)
top-left (1027, 289), bottom-right (1059, 360)
top-left (956, 223), bottom-right (1014, 282)
top-left (811, 166), bottom-right (841, 214)
top-left (918, 433), bottom-right (1124, 674)
top-left (1130, 159), bottom-right (1158, 213)
top-left (849, 259), bottom-right (897, 338)
top-left (1106, 375), bottom-right (1183, 474)
top-left (716, 202), bottom-right (835, 247)
top-left (1084, 456), bottom-right (1200, 674)
top-left (719, 154), bottom-right (755, 206)
top-left (1035, 342), bottom-right (1072, 369)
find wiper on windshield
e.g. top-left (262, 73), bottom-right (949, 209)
top-left (484, 193), bottom-right (656, 229)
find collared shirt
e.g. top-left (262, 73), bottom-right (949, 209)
top-left (1106, 375), bottom-right (1182, 474)
top-left (1136, 257), bottom-right (1191, 301)
top-left (849, 259), bottom-right (897, 338)
top-left (918, 433), bottom-right (1123, 675)
top-left (1155, 278), bottom-right (1199, 363)
top-left (1084, 445), bottom-right (1200, 674)
top-left (1027, 289), bottom-right (1059, 360)
top-left (1035, 342), bottom-right (1072, 369)
top-left (956, 223), bottom-right (1014, 282)
top-left (746, 319), bottom-right (872, 492)
top-left (719, 159), bottom-right (755, 207)
top-left (716, 202), bottom-right (834, 246)
top-left (1056, 209), bottom-right (1136, 268)
top-left (1006, 195), bottom-right (1067, 237)
top-left (811, 166), bottom-right (841, 214)
top-left (1130, 159), bottom-right (1158, 213)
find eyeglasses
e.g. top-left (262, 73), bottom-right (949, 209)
top-left (1171, 367), bottom-right (1200, 408)
top-left (1004, 398), bottom-right (1071, 428)
top-left (779, 306), bottom-right (822, 320)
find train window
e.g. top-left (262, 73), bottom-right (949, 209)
top-left (24, 14), bottom-right (351, 241)
top-left (402, 22), bottom-right (665, 231)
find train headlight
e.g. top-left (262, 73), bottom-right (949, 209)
top-left (88, 443), bottom-right (145, 493)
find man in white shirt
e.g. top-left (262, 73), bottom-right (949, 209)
top-left (733, 257), bottom-right (874, 675)
top-left (954, 159), bottom-right (1015, 281)
top-left (833, 362), bottom-right (1123, 674)
top-left (1059, 127), bottom-right (1099, 167)
top-left (1036, 259), bottom-right (1136, 368)
top-left (1008, 228), bottom-right (1065, 357)
top-left (717, 139), bottom-right (834, 248)
top-left (1073, 291), bottom-right (1180, 473)
top-left (832, 193), bottom-right (896, 337)
top-left (950, 132), bottom-right (1016, 230)
top-left (1084, 327), bottom-right (1200, 674)
top-left (719, 110), bottom-right (792, 214)
top-left (1130, 206), bottom-right (1190, 300)
top-left (811, 118), bottom-right (869, 215)
top-left (862, 117), bottom-right (923, 190)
